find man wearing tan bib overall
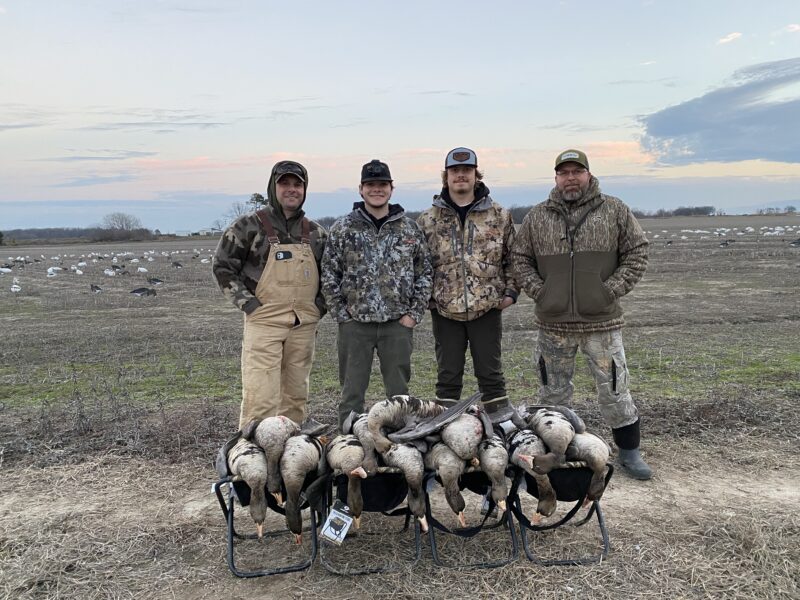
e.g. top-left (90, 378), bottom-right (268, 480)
top-left (213, 161), bottom-right (327, 428)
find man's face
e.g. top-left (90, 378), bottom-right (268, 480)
top-left (555, 162), bottom-right (591, 201)
top-left (359, 181), bottom-right (393, 208)
top-left (447, 165), bottom-right (476, 193)
top-left (276, 174), bottom-right (305, 213)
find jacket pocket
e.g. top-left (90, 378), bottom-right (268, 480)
top-left (574, 269), bottom-right (615, 317)
top-left (535, 270), bottom-right (570, 316)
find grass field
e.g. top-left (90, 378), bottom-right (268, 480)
top-left (1, 214), bottom-right (799, 599)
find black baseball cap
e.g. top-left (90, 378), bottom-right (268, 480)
top-left (360, 159), bottom-right (393, 183)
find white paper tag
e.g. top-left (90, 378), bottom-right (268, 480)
top-left (320, 500), bottom-right (354, 545)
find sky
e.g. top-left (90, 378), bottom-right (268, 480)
top-left (2, 1), bottom-right (800, 233)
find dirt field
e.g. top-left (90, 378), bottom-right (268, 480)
top-left (1, 215), bottom-right (799, 599)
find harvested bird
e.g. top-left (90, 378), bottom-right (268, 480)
top-left (172, 261), bottom-right (183, 268)
top-left (424, 441), bottom-right (466, 527)
top-left (279, 433), bottom-right (326, 544)
top-left (227, 437), bottom-right (269, 538)
top-left (130, 287), bottom-right (157, 297)
top-left (90, 284), bottom-right (102, 294)
top-left (243, 416), bottom-right (300, 505)
top-left (507, 428), bottom-right (557, 521)
top-left (147, 277), bottom-right (164, 286)
top-left (525, 408), bottom-right (580, 473)
top-left (350, 413), bottom-right (380, 475)
top-left (441, 412), bottom-right (485, 467)
top-left (566, 432), bottom-right (611, 503)
top-left (367, 395), bottom-right (446, 454)
top-left (478, 435), bottom-right (509, 512)
top-left (382, 443), bottom-right (428, 532)
top-left (326, 434), bottom-right (368, 529)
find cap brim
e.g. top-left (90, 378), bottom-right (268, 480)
top-left (276, 172), bottom-right (305, 183)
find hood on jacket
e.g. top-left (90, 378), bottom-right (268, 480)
top-left (437, 180), bottom-right (491, 206)
top-left (266, 160), bottom-right (309, 217)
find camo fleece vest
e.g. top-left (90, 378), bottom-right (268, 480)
top-left (212, 203), bottom-right (327, 315)
top-left (511, 177), bottom-right (648, 333)
top-left (417, 193), bottom-right (518, 321)
top-left (321, 203), bottom-right (433, 324)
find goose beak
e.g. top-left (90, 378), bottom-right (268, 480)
top-left (457, 511), bottom-right (466, 528)
top-left (531, 512), bottom-right (543, 525)
top-left (517, 453), bottom-right (534, 467)
top-left (470, 457), bottom-right (480, 468)
top-left (294, 533), bottom-right (303, 545)
top-left (354, 516), bottom-right (361, 530)
top-left (497, 500), bottom-right (507, 512)
top-left (256, 523), bottom-right (264, 539)
top-left (418, 515), bottom-right (429, 534)
top-left (272, 492), bottom-right (284, 506)
top-left (350, 466), bottom-right (368, 479)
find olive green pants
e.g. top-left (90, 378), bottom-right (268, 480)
top-left (337, 319), bottom-right (413, 428)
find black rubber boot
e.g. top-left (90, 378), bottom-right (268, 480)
top-left (612, 419), bottom-right (653, 480)
top-left (482, 395), bottom-right (527, 429)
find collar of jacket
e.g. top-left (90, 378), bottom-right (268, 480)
top-left (432, 181), bottom-right (492, 212)
top-left (265, 198), bottom-right (306, 230)
top-left (350, 201), bottom-right (405, 224)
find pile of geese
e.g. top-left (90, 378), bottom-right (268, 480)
top-left (224, 393), bottom-right (612, 541)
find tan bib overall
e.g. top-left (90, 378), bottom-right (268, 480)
top-left (239, 213), bottom-right (320, 428)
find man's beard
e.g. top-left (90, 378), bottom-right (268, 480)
top-left (562, 188), bottom-right (583, 201)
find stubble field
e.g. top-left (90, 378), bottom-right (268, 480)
top-left (1, 214), bottom-right (799, 599)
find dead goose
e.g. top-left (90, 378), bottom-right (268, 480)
top-left (525, 408), bottom-right (578, 473)
top-left (441, 412), bottom-right (485, 467)
top-left (382, 443), bottom-right (428, 533)
top-left (424, 441), bottom-right (467, 527)
top-left (327, 434), bottom-right (367, 530)
top-left (349, 413), bottom-right (380, 475)
top-left (477, 435), bottom-right (509, 512)
top-left (566, 432), bottom-right (611, 503)
top-left (226, 438), bottom-right (269, 538)
top-left (279, 433), bottom-right (327, 544)
top-left (367, 395), bottom-right (445, 454)
top-left (242, 416), bottom-right (300, 506)
top-left (507, 428), bottom-right (557, 522)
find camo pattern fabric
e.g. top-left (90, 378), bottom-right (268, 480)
top-left (511, 176), bottom-right (648, 333)
top-left (321, 203), bottom-right (432, 324)
top-left (417, 193), bottom-right (518, 321)
top-left (212, 199), bottom-right (327, 315)
top-left (534, 328), bottom-right (639, 429)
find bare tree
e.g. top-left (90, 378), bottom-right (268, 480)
top-left (101, 212), bottom-right (143, 231)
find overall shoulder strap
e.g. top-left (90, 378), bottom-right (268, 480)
top-left (301, 217), bottom-right (311, 244)
top-left (256, 210), bottom-right (280, 244)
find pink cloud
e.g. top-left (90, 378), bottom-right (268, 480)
top-left (717, 32), bottom-right (742, 45)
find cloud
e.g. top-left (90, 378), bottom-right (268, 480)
top-left (38, 150), bottom-right (158, 162)
top-left (50, 174), bottom-right (137, 188)
top-left (417, 90), bottom-right (475, 97)
top-left (0, 122), bottom-right (44, 132)
top-left (608, 77), bottom-right (676, 87)
top-left (717, 32), bottom-right (742, 45)
top-left (640, 57), bottom-right (800, 164)
top-left (787, 24), bottom-right (800, 33)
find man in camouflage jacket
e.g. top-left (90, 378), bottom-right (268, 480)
top-left (212, 160), bottom-right (327, 428)
top-left (321, 159), bottom-right (432, 429)
top-left (417, 147), bottom-right (520, 424)
top-left (511, 149), bottom-right (653, 479)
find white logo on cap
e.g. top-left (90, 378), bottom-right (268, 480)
top-left (560, 151), bottom-right (580, 160)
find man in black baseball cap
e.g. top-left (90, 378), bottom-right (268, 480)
top-left (321, 159), bottom-right (433, 429)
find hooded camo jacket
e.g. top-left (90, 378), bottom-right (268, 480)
top-left (321, 202), bottom-right (433, 324)
top-left (417, 184), bottom-right (519, 321)
top-left (511, 177), bottom-right (648, 333)
top-left (212, 192), bottom-right (327, 316)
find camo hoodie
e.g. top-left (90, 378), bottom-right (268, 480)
top-left (417, 183), bottom-right (518, 321)
top-left (321, 202), bottom-right (432, 324)
top-left (511, 177), bottom-right (648, 333)
top-left (212, 161), bottom-right (327, 315)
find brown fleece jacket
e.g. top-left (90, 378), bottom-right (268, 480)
top-left (511, 177), bottom-right (648, 333)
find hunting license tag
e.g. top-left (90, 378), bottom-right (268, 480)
top-left (320, 500), bottom-right (353, 545)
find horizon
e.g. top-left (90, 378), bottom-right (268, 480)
top-left (2, 2), bottom-right (800, 231)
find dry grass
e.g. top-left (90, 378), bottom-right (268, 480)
top-left (2, 216), bottom-right (800, 599)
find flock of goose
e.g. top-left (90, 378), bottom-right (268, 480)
top-left (0, 248), bottom-right (213, 295)
top-left (226, 395), bottom-right (611, 543)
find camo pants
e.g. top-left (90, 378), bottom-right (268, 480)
top-left (534, 328), bottom-right (638, 429)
